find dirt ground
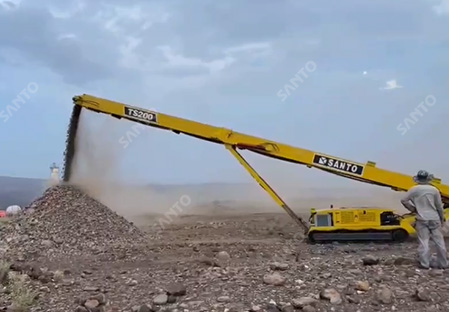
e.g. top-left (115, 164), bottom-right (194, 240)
top-left (4, 207), bottom-right (449, 312)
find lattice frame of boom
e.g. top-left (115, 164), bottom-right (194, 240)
top-left (63, 94), bottom-right (449, 232)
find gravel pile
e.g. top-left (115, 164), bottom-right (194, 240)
top-left (1, 184), bottom-right (147, 260)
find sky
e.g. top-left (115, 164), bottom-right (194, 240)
top-left (1, 0), bottom-right (449, 190)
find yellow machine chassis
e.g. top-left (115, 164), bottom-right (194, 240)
top-left (307, 207), bottom-right (419, 242)
top-left (66, 94), bottom-right (449, 241)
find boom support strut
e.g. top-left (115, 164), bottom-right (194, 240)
top-left (225, 144), bottom-right (309, 232)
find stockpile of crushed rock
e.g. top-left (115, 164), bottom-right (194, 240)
top-left (1, 184), bottom-right (148, 261)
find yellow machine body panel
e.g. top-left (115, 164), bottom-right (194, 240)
top-left (311, 208), bottom-right (449, 228)
top-left (308, 207), bottom-right (417, 241)
top-left (65, 94), bottom-right (449, 242)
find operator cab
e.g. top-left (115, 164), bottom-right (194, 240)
top-left (380, 211), bottom-right (401, 226)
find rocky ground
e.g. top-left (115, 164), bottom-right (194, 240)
top-left (1, 185), bottom-right (449, 312)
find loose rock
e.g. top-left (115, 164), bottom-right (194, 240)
top-left (356, 280), bottom-right (370, 291)
top-left (166, 283), bottom-right (187, 296)
top-left (415, 288), bottom-right (431, 301)
top-left (376, 287), bottom-right (393, 304)
top-left (270, 262), bottom-right (289, 271)
top-left (153, 294), bottom-right (168, 305)
top-left (320, 288), bottom-right (342, 304)
top-left (362, 255), bottom-right (379, 265)
top-left (263, 273), bottom-right (286, 286)
top-left (291, 297), bottom-right (318, 309)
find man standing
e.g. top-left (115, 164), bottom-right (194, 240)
top-left (401, 170), bottom-right (447, 269)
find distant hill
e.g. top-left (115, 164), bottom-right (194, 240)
top-left (0, 176), bottom-right (48, 209)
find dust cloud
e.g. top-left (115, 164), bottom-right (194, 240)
top-left (67, 110), bottom-right (182, 223)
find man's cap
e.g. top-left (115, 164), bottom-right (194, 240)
top-left (413, 170), bottom-right (434, 183)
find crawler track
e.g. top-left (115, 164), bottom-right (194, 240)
top-left (308, 228), bottom-right (409, 243)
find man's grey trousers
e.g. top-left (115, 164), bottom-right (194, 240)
top-left (415, 220), bottom-right (448, 269)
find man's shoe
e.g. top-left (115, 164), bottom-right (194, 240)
top-left (429, 262), bottom-right (448, 270)
top-left (418, 264), bottom-right (430, 269)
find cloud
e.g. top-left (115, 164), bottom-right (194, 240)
top-left (432, 0), bottom-right (449, 15)
top-left (157, 46), bottom-right (236, 74)
top-left (0, 5), bottom-right (112, 85)
top-left (0, 0), bottom-right (448, 93)
top-left (0, 0), bottom-right (20, 10)
top-left (1, 0), bottom-right (447, 88)
top-left (224, 42), bottom-right (271, 54)
top-left (48, 1), bottom-right (85, 19)
top-left (57, 33), bottom-right (77, 41)
top-left (93, 4), bottom-right (169, 35)
top-left (118, 36), bottom-right (143, 69)
top-left (380, 79), bottom-right (403, 90)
